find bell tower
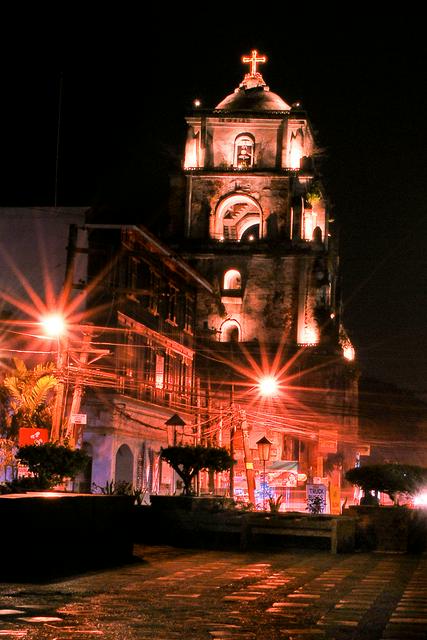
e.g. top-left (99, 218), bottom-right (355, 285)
top-left (182, 50), bottom-right (332, 347)
top-left (175, 51), bottom-right (358, 484)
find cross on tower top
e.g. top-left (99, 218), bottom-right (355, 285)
top-left (242, 49), bottom-right (267, 76)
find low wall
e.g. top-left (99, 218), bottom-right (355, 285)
top-left (0, 493), bottom-right (134, 580)
top-left (134, 503), bottom-right (356, 553)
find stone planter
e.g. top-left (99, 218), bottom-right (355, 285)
top-left (346, 505), bottom-right (427, 552)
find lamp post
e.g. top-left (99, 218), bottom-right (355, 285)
top-left (165, 413), bottom-right (186, 446)
top-left (256, 435), bottom-right (272, 510)
top-left (41, 313), bottom-right (67, 443)
top-left (165, 413), bottom-right (186, 495)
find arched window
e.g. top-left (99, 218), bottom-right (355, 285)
top-left (220, 319), bottom-right (241, 342)
top-left (234, 134), bottom-right (255, 169)
top-left (115, 444), bottom-right (134, 485)
top-left (223, 269), bottom-right (241, 290)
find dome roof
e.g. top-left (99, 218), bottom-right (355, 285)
top-left (216, 86), bottom-right (291, 112)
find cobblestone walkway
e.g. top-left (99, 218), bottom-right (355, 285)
top-left (1, 546), bottom-right (426, 639)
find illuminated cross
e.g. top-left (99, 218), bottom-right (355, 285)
top-left (242, 49), bottom-right (267, 76)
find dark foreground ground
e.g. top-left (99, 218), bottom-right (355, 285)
top-left (1, 545), bottom-right (426, 639)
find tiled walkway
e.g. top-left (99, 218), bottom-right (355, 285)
top-left (1, 546), bottom-right (426, 639)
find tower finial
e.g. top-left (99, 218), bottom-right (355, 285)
top-left (242, 49), bottom-right (267, 76)
top-left (240, 49), bottom-right (267, 90)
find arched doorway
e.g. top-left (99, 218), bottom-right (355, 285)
top-left (220, 319), bottom-right (241, 342)
top-left (115, 444), bottom-right (134, 485)
top-left (213, 194), bottom-right (263, 241)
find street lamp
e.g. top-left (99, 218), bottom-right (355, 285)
top-left (256, 435), bottom-right (272, 510)
top-left (41, 314), bottom-right (66, 338)
top-left (165, 413), bottom-right (186, 495)
top-left (165, 413), bottom-right (186, 446)
top-left (258, 375), bottom-right (279, 397)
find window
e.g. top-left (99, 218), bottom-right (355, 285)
top-left (148, 270), bottom-right (160, 315)
top-left (166, 284), bottom-right (178, 324)
top-left (183, 294), bottom-right (194, 333)
top-left (234, 134), bottom-right (254, 169)
top-left (155, 353), bottom-right (165, 389)
top-left (223, 269), bottom-right (241, 290)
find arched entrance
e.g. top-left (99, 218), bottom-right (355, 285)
top-left (115, 444), bottom-right (134, 485)
top-left (220, 319), bottom-right (241, 342)
top-left (213, 194), bottom-right (263, 241)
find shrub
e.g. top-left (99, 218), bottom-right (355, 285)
top-left (15, 442), bottom-right (89, 490)
top-left (306, 494), bottom-right (325, 515)
top-left (345, 464), bottom-right (427, 504)
top-left (160, 445), bottom-right (234, 495)
top-left (268, 494), bottom-right (285, 513)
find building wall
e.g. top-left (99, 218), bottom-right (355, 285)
top-left (69, 225), bottom-right (213, 494)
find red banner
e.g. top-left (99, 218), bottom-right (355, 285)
top-left (18, 428), bottom-right (49, 446)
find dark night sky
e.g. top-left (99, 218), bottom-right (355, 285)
top-left (0, 12), bottom-right (426, 396)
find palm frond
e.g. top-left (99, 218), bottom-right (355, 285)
top-left (26, 375), bottom-right (58, 411)
top-left (3, 376), bottom-right (22, 400)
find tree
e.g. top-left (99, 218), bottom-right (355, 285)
top-left (160, 445), bottom-right (234, 496)
top-left (1, 359), bottom-right (57, 439)
top-left (14, 442), bottom-right (89, 490)
top-left (345, 464), bottom-right (427, 504)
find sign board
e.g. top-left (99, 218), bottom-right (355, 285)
top-left (18, 428), bottom-right (49, 446)
top-left (318, 430), bottom-right (338, 454)
top-left (357, 444), bottom-right (371, 456)
top-left (329, 483), bottom-right (341, 515)
top-left (17, 463), bottom-right (31, 478)
top-left (71, 414), bottom-right (87, 424)
top-left (318, 438), bottom-right (337, 454)
top-left (306, 483), bottom-right (327, 513)
top-left (285, 472), bottom-right (297, 487)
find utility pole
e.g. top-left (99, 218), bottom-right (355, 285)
top-left (240, 410), bottom-right (256, 505)
top-left (66, 329), bottom-right (93, 447)
top-left (229, 383), bottom-right (235, 498)
top-left (50, 335), bottom-right (68, 443)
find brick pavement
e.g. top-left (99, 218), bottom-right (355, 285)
top-left (0, 545), bottom-right (426, 639)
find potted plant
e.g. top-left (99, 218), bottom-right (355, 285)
top-left (268, 494), bottom-right (285, 513)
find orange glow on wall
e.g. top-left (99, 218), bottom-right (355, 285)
top-left (343, 344), bottom-right (355, 361)
top-left (184, 138), bottom-right (198, 169)
top-left (300, 325), bottom-right (319, 345)
top-left (289, 145), bottom-right (302, 169)
top-left (303, 211), bottom-right (315, 240)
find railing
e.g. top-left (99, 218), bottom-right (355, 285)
top-left (184, 166), bottom-right (302, 174)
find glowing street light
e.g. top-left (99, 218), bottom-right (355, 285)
top-left (258, 375), bottom-right (279, 397)
top-left (41, 313), bottom-right (66, 338)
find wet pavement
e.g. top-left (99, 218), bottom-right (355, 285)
top-left (1, 545), bottom-right (427, 639)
